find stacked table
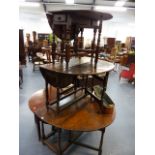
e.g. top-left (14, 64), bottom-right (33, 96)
top-left (28, 57), bottom-right (116, 155)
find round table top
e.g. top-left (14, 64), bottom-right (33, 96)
top-left (40, 57), bottom-right (114, 76)
top-left (47, 10), bottom-right (113, 21)
top-left (29, 88), bottom-right (116, 132)
top-left (46, 10), bottom-right (112, 40)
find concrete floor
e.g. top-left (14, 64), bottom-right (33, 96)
top-left (19, 61), bottom-right (135, 155)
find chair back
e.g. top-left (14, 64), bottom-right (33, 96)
top-left (120, 54), bottom-right (128, 66)
top-left (129, 63), bottom-right (135, 78)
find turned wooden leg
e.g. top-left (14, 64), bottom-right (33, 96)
top-left (57, 128), bottom-right (62, 155)
top-left (51, 126), bottom-right (56, 134)
top-left (34, 115), bottom-right (41, 141)
top-left (68, 130), bottom-right (72, 142)
top-left (98, 128), bottom-right (105, 155)
top-left (40, 121), bottom-right (46, 145)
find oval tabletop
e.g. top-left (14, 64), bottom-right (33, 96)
top-left (40, 57), bottom-right (114, 76)
top-left (46, 10), bottom-right (113, 40)
top-left (29, 87), bottom-right (116, 132)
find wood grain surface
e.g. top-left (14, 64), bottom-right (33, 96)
top-left (29, 88), bottom-right (116, 132)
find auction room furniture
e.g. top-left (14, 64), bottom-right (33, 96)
top-left (29, 87), bottom-right (115, 155)
top-left (28, 10), bottom-right (116, 155)
top-left (25, 33), bottom-right (33, 62)
top-left (119, 63), bottom-right (135, 82)
top-left (38, 33), bottom-right (50, 43)
top-left (41, 46), bottom-right (52, 63)
top-left (29, 57), bottom-right (115, 155)
top-left (125, 37), bottom-right (135, 51)
top-left (19, 29), bottom-right (26, 65)
top-left (31, 46), bottom-right (44, 72)
top-left (46, 10), bottom-right (113, 64)
top-left (104, 37), bottom-right (116, 54)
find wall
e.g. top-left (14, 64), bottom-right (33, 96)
top-left (83, 22), bottom-right (135, 47)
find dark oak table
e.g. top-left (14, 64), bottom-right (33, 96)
top-left (40, 56), bottom-right (114, 75)
top-left (29, 88), bottom-right (116, 132)
top-left (28, 57), bottom-right (115, 155)
top-left (40, 57), bottom-right (115, 111)
top-left (29, 87), bottom-right (116, 155)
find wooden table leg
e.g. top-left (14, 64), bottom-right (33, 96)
top-left (41, 121), bottom-right (46, 145)
top-left (84, 75), bottom-right (88, 95)
top-left (98, 128), bottom-right (105, 155)
top-left (34, 115), bottom-right (41, 141)
top-left (57, 128), bottom-right (62, 155)
top-left (68, 130), bottom-right (72, 142)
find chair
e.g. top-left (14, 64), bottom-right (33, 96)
top-left (119, 54), bottom-right (128, 71)
top-left (105, 48), bottom-right (121, 71)
top-left (31, 46), bottom-right (44, 71)
top-left (32, 56), bottom-right (44, 71)
top-left (119, 63), bottom-right (135, 81)
top-left (42, 47), bottom-right (52, 64)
